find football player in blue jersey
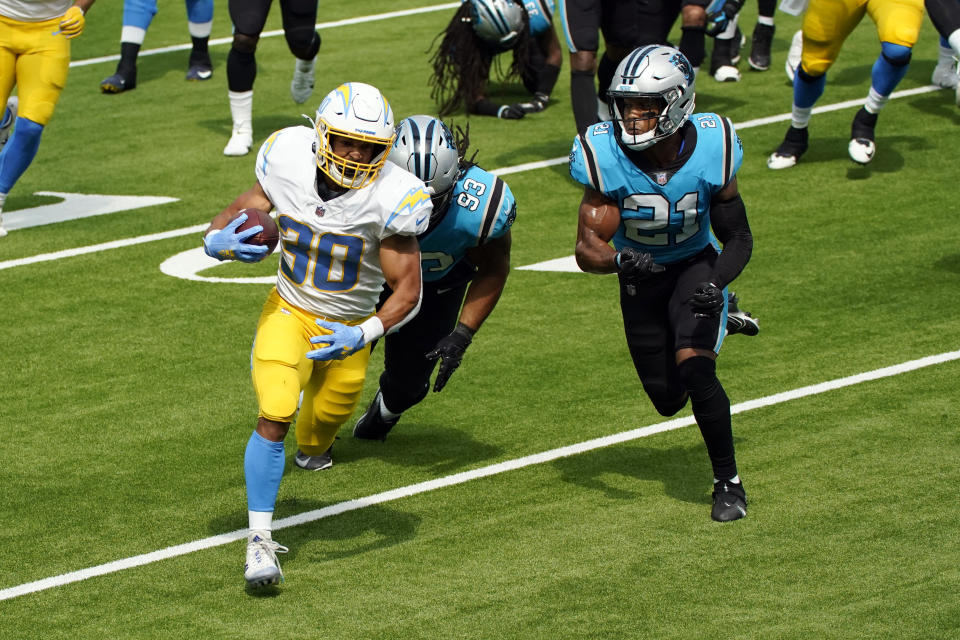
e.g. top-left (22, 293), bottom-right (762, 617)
top-left (430, 0), bottom-right (562, 119)
top-left (570, 45), bottom-right (753, 522)
top-left (352, 115), bottom-right (515, 442)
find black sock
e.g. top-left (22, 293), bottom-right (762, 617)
top-left (757, 0), bottom-right (776, 18)
top-left (570, 69), bottom-right (598, 135)
top-left (679, 27), bottom-right (706, 69)
top-left (117, 42), bottom-right (141, 79)
top-left (596, 53), bottom-right (617, 104)
top-left (190, 36), bottom-right (210, 66)
top-left (227, 47), bottom-right (257, 92)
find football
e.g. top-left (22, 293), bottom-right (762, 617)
top-left (236, 208), bottom-right (280, 255)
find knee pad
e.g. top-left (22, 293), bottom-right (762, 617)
top-left (285, 29), bottom-right (320, 60)
top-left (880, 41), bottom-right (912, 66)
top-left (232, 33), bottom-right (259, 54)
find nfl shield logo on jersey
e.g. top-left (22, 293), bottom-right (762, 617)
top-left (655, 172), bottom-right (668, 186)
top-left (315, 205), bottom-right (325, 217)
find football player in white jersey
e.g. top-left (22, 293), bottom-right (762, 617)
top-left (0, 0), bottom-right (95, 237)
top-left (202, 82), bottom-right (432, 589)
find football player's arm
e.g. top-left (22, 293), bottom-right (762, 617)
top-left (709, 177), bottom-right (753, 288)
top-left (377, 233), bottom-right (423, 334)
top-left (59, 1), bottom-right (95, 39)
top-left (460, 231), bottom-right (511, 331)
top-left (202, 181), bottom-right (274, 262)
top-left (575, 187), bottom-right (622, 273)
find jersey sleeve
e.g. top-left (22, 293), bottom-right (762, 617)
top-left (568, 134), bottom-right (597, 191)
top-left (483, 176), bottom-right (517, 243)
top-left (382, 180), bottom-right (433, 238)
top-left (717, 116), bottom-right (744, 190)
top-left (254, 127), bottom-right (310, 204)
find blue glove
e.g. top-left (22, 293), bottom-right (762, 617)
top-left (202, 213), bottom-right (269, 263)
top-left (705, 0), bottom-right (743, 37)
top-left (307, 319), bottom-right (366, 361)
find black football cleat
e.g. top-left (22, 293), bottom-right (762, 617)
top-left (294, 446), bottom-right (332, 471)
top-left (748, 23), bottom-right (775, 71)
top-left (353, 390), bottom-right (399, 441)
top-left (726, 292), bottom-right (759, 336)
top-left (711, 480), bottom-right (748, 522)
top-left (186, 50), bottom-right (213, 81)
top-left (100, 72), bottom-right (136, 94)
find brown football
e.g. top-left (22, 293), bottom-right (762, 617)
top-left (236, 208), bottom-right (280, 255)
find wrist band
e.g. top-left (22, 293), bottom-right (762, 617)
top-left (358, 316), bottom-right (384, 344)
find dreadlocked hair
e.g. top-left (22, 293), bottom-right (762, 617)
top-left (450, 121), bottom-right (479, 169)
top-left (429, 1), bottom-right (535, 116)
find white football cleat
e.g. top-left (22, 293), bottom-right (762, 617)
top-left (290, 56), bottom-right (316, 104)
top-left (0, 96), bottom-right (17, 149)
top-left (223, 129), bottom-right (253, 156)
top-left (785, 30), bottom-right (803, 82)
top-left (713, 65), bottom-right (741, 82)
top-left (766, 152), bottom-right (799, 170)
top-left (244, 531), bottom-right (288, 588)
top-left (848, 138), bottom-right (876, 164)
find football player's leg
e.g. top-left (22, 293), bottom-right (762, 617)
top-left (185, 0), bottom-right (214, 80)
top-left (672, 260), bottom-right (745, 521)
top-left (768, 0), bottom-right (859, 169)
top-left (101, 0), bottom-right (157, 92)
top-left (851, 0), bottom-right (924, 162)
top-left (561, 0), bottom-right (602, 135)
top-left (280, 0), bottom-right (321, 104)
top-left (1, 22), bottom-right (67, 205)
top-left (748, 0), bottom-right (776, 71)
top-left (297, 349), bottom-right (370, 457)
top-left (224, 0), bottom-right (269, 155)
top-left (621, 275), bottom-right (687, 417)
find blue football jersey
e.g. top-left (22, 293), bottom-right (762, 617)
top-left (568, 113), bottom-right (743, 264)
top-left (419, 165), bottom-right (517, 282)
top-left (524, 0), bottom-right (555, 36)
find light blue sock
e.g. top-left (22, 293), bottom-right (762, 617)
top-left (793, 66), bottom-right (826, 109)
top-left (244, 431), bottom-right (285, 512)
top-left (0, 117), bottom-right (43, 194)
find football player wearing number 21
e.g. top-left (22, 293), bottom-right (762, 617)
top-left (202, 82), bottom-right (431, 589)
top-left (570, 46), bottom-right (754, 523)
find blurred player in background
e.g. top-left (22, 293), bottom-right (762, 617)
top-left (430, 0), bottom-right (562, 119)
top-left (558, 0), bottom-right (738, 135)
top-left (767, 0), bottom-right (925, 169)
top-left (927, 0), bottom-right (960, 105)
top-left (100, 0), bottom-right (214, 93)
top-left (202, 82), bottom-right (431, 588)
top-left (353, 115), bottom-right (515, 442)
top-left (570, 46), bottom-right (754, 522)
top-left (0, 0), bottom-right (95, 238)
top-left (223, 0), bottom-right (322, 156)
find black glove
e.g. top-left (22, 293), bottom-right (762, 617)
top-left (518, 92), bottom-right (550, 113)
top-left (425, 323), bottom-right (475, 392)
top-left (497, 104), bottom-right (526, 119)
top-left (705, 0), bottom-right (743, 37)
top-left (688, 282), bottom-right (725, 317)
top-left (616, 247), bottom-right (665, 282)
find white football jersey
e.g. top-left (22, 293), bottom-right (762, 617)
top-left (0, 0), bottom-right (73, 21)
top-left (255, 126), bottom-right (431, 320)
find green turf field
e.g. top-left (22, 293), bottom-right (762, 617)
top-left (1, 2), bottom-right (958, 638)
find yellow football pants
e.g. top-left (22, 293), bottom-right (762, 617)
top-left (0, 14), bottom-right (70, 125)
top-left (251, 288), bottom-right (371, 456)
top-left (801, 0), bottom-right (924, 76)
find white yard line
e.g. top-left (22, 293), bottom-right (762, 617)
top-left (1, 348), bottom-right (957, 601)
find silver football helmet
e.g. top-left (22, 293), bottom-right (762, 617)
top-left (389, 115), bottom-right (461, 221)
top-left (467, 0), bottom-right (526, 49)
top-left (313, 82), bottom-right (395, 189)
top-left (607, 45), bottom-right (696, 151)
